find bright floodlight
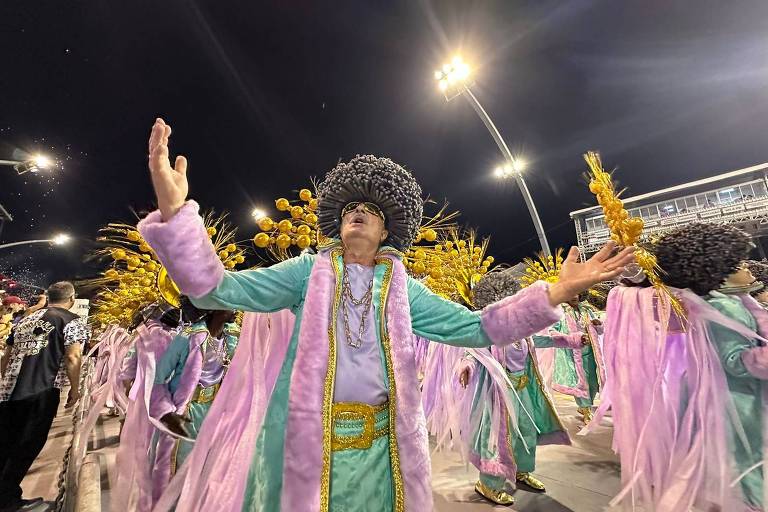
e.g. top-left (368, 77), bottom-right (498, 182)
top-left (251, 208), bottom-right (267, 221)
top-left (52, 233), bottom-right (71, 246)
top-left (435, 55), bottom-right (471, 95)
top-left (33, 155), bottom-right (53, 169)
top-left (494, 159), bottom-right (526, 179)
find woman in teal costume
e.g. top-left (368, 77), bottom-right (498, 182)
top-left (137, 118), bottom-right (635, 512)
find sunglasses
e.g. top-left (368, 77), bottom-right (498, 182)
top-left (341, 201), bottom-right (386, 222)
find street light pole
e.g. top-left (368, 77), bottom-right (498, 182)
top-left (0, 155), bottom-right (55, 175)
top-left (436, 57), bottom-right (552, 258)
top-left (460, 88), bottom-right (552, 257)
top-left (0, 234), bottom-right (71, 250)
top-left (0, 239), bottom-right (59, 250)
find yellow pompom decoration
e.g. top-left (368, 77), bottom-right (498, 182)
top-left (297, 224), bottom-right (311, 236)
top-left (276, 234), bottom-right (292, 249)
top-left (258, 217), bottom-right (275, 232)
top-left (253, 233), bottom-right (270, 248)
top-left (126, 231), bottom-right (141, 242)
top-left (423, 228), bottom-right (437, 242)
top-left (296, 234), bottom-right (311, 249)
top-left (226, 243), bottom-right (237, 253)
top-left (207, 227), bottom-right (217, 237)
top-left (412, 261), bottom-right (426, 274)
top-left (308, 199), bottom-right (318, 211)
top-left (304, 213), bottom-right (318, 225)
top-left (219, 250), bottom-right (229, 259)
top-left (278, 219), bottom-right (293, 233)
top-left (290, 206), bottom-right (304, 220)
top-left (276, 198), bottom-right (290, 211)
top-left (112, 248), bottom-right (126, 260)
top-left (299, 189), bottom-right (313, 202)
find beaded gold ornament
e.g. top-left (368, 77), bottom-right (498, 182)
top-left (252, 187), bottom-right (327, 260)
top-left (404, 228), bottom-right (495, 307)
top-left (85, 213), bottom-right (246, 329)
top-left (583, 151), bottom-right (684, 317)
top-left (517, 249), bottom-right (564, 288)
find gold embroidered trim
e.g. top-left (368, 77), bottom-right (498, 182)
top-left (331, 401), bottom-right (389, 451)
top-left (320, 248), bottom-right (344, 512)
top-left (376, 257), bottom-right (405, 512)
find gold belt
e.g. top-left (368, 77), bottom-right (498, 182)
top-left (191, 382), bottom-right (220, 404)
top-left (331, 401), bottom-right (389, 452)
top-left (507, 372), bottom-right (529, 391)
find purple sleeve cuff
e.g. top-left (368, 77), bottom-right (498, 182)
top-left (149, 384), bottom-right (177, 419)
top-left (137, 201), bottom-right (224, 298)
top-left (742, 346), bottom-right (768, 379)
top-left (481, 281), bottom-right (563, 347)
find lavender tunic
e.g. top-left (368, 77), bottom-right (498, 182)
top-left (333, 263), bottom-right (388, 405)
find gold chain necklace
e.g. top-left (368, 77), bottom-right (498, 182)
top-left (341, 265), bottom-right (374, 349)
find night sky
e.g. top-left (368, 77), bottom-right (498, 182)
top-left (1, 0), bottom-right (767, 295)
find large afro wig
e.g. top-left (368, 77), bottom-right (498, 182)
top-left (653, 223), bottom-right (752, 296)
top-left (316, 155), bottom-right (423, 251)
top-left (471, 268), bottom-right (522, 311)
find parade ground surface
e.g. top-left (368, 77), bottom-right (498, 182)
top-left (23, 392), bottom-right (619, 512)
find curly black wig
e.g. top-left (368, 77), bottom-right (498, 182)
top-left (472, 268), bottom-right (522, 311)
top-left (316, 155), bottom-right (423, 251)
top-left (653, 223), bottom-right (752, 296)
top-left (746, 259), bottom-right (768, 285)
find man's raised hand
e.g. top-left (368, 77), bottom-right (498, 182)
top-left (148, 118), bottom-right (189, 221)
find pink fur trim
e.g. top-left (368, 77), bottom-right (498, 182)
top-left (384, 256), bottom-right (433, 511)
top-left (481, 281), bottom-right (562, 347)
top-left (280, 253), bottom-right (333, 510)
top-left (137, 201), bottom-right (224, 298)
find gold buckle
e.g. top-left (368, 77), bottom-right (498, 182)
top-left (331, 402), bottom-right (387, 452)
top-left (191, 383), bottom-right (220, 404)
top-left (508, 373), bottom-right (529, 391)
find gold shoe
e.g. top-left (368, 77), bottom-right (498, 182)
top-left (577, 406), bottom-right (594, 423)
top-left (475, 480), bottom-right (515, 505)
top-left (516, 472), bottom-right (546, 492)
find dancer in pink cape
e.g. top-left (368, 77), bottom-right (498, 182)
top-left (592, 223), bottom-right (768, 511)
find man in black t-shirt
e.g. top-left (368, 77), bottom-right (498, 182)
top-left (0, 282), bottom-right (89, 511)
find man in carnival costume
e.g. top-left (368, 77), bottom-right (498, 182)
top-left (137, 118), bottom-right (633, 511)
top-left (455, 268), bottom-right (582, 505)
top-left (600, 223), bottom-right (768, 511)
top-left (149, 307), bottom-right (237, 500)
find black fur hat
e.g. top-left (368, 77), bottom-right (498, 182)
top-left (316, 155), bottom-right (423, 251)
top-left (653, 223), bottom-right (752, 296)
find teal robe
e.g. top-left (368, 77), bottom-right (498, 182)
top-left (707, 291), bottom-right (765, 509)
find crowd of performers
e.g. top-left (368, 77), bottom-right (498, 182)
top-left (72, 120), bottom-right (767, 512)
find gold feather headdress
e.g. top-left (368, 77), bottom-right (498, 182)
top-left (84, 212), bottom-right (247, 328)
